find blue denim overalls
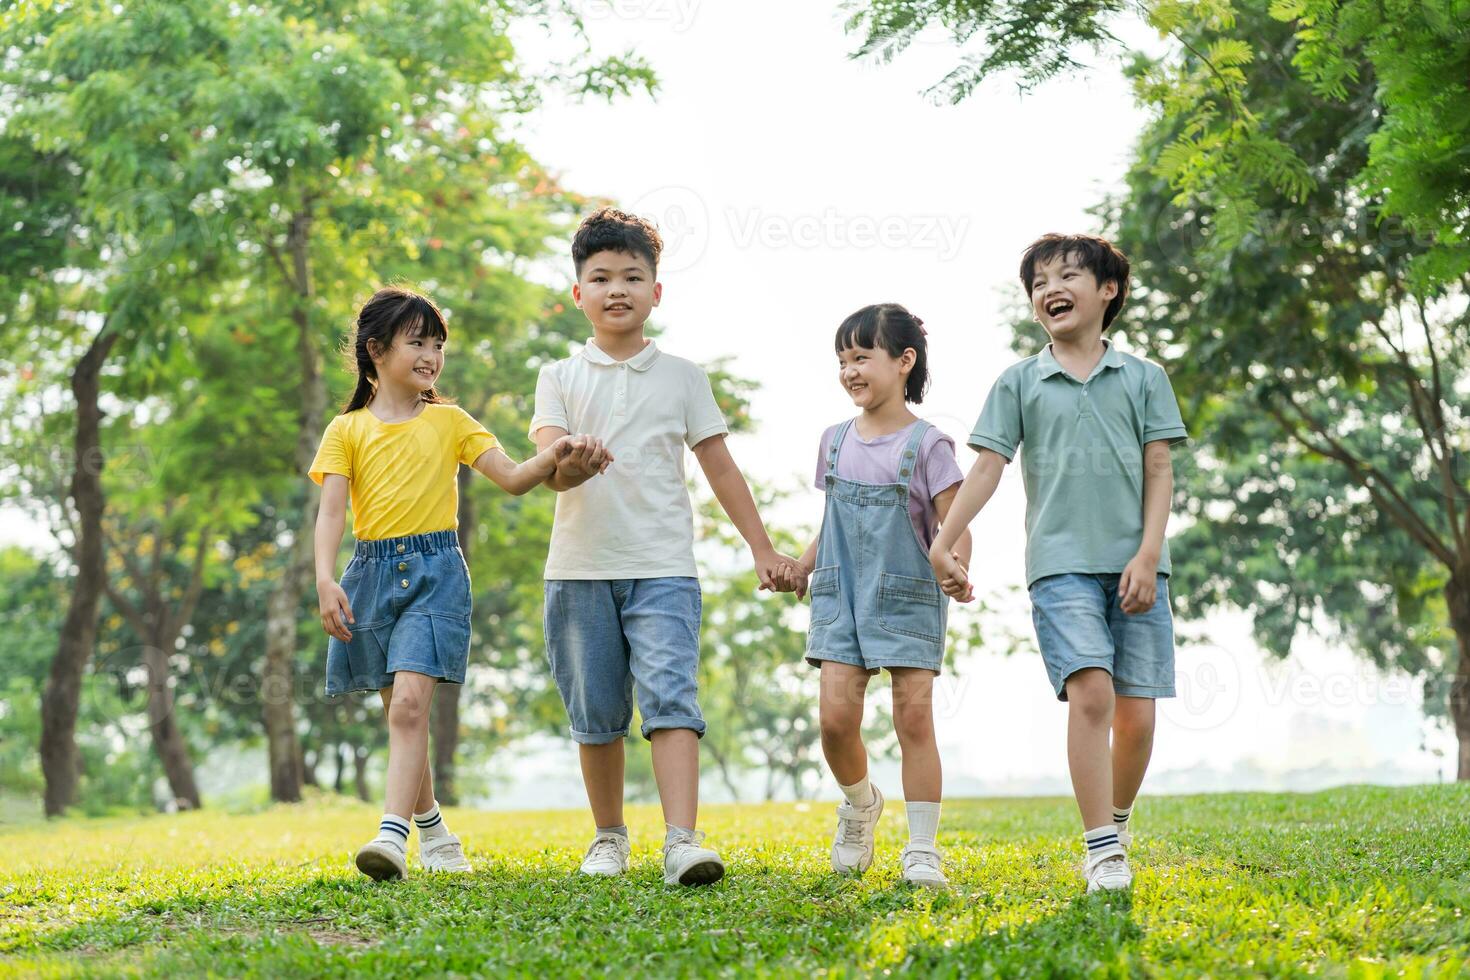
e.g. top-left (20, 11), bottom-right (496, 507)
top-left (805, 419), bottom-right (948, 672)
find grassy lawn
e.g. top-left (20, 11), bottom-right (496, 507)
top-left (1, 784), bottom-right (1467, 977)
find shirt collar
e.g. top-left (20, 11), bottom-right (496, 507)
top-left (580, 337), bottom-right (661, 372)
top-left (1037, 339), bottom-right (1125, 381)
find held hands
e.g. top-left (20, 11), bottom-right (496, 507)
top-left (754, 548), bottom-right (808, 596)
top-left (930, 546), bottom-right (975, 603)
top-left (551, 434), bottom-right (613, 483)
top-left (317, 579), bottom-right (354, 642)
top-left (1118, 551), bottom-right (1158, 614)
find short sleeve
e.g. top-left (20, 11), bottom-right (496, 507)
top-left (453, 407), bottom-right (500, 466)
top-left (684, 365), bottom-right (729, 448)
top-left (308, 415), bottom-right (352, 485)
top-left (968, 372), bottom-right (1023, 461)
top-left (1143, 364), bottom-right (1189, 445)
top-left (528, 365), bottom-right (569, 439)
top-left (922, 429), bottom-right (965, 500)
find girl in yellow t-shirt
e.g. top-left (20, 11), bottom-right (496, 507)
top-left (309, 285), bottom-right (610, 881)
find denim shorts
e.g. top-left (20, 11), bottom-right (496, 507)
top-left (1029, 572), bottom-right (1176, 701)
top-left (544, 577), bottom-right (704, 744)
top-left (325, 529), bottom-right (472, 696)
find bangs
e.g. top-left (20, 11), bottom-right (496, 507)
top-left (834, 312), bottom-right (886, 354)
top-left (393, 295), bottom-right (448, 341)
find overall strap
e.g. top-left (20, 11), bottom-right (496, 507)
top-left (825, 419), bottom-right (855, 483)
top-left (896, 420), bottom-right (932, 491)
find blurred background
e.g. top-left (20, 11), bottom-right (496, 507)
top-left (2, 0), bottom-right (1465, 819)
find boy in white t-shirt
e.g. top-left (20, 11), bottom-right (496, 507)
top-left (530, 207), bottom-right (802, 886)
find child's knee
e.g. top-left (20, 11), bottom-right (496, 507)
top-left (388, 694), bottom-right (430, 730)
top-left (819, 706), bottom-right (862, 744)
top-left (892, 702), bottom-right (935, 745)
top-left (1066, 670), bottom-right (1115, 725)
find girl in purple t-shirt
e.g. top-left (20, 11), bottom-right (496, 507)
top-left (794, 302), bottom-right (973, 889)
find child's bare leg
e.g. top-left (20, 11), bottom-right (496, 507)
top-left (382, 671), bottom-right (437, 819)
top-left (819, 661), bottom-right (871, 784)
top-left (379, 688), bottom-right (435, 814)
top-left (579, 740), bottom-right (626, 829)
top-left (649, 728), bottom-right (698, 829)
top-left (1111, 695), bottom-right (1156, 810)
top-left (1064, 667), bottom-right (1115, 830)
top-left (890, 667), bottom-right (941, 801)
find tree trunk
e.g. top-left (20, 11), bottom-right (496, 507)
top-left (430, 465), bottom-right (475, 806)
top-left (260, 208), bottom-right (324, 804)
top-left (333, 743), bottom-right (347, 794)
top-left (301, 743), bottom-right (318, 788)
top-left (353, 746), bottom-right (371, 802)
top-left (142, 641), bottom-right (202, 809)
top-left (39, 325), bottom-right (118, 817)
top-left (1447, 574), bottom-right (1470, 781)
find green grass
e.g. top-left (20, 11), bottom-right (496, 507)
top-left (2, 785), bottom-right (1468, 977)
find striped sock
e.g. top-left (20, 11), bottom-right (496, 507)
top-left (1113, 804), bottom-right (1133, 829)
top-left (376, 814), bottom-right (410, 853)
top-left (413, 802), bottom-right (449, 842)
top-left (1084, 824), bottom-right (1123, 860)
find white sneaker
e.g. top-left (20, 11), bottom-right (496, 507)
top-left (663, 830), bottom-right (725, 887)
top-left (355, 839), bottom-right (407, 881)
top-left (1115, 824), bottom-right (1133, 851)
top-left (900, 842), bottom-right (948, 889)
top-left (420, 832), bottom-right (472, 873)
top-left (831, 784), bottom-right (885, 875)
top-left (1085, 851), bottom-right (1133, 893)
top-left (580, 832), bottom-right (631, 877)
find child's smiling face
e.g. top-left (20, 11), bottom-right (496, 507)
top-left (838, 343), bottom-right (912, 410)
top-left (1029, 252), bottom-right (1118, 343)
top-left (573, 248), bottom-right (661, 338)
top-left (372, 320), bottom-right (444, 394)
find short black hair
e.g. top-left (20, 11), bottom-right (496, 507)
top-left (834, 303), bottom-right (930, 404)
top-left (1019, 233), bottom-right (1131, 330)
top-left (571, 207), bottom-right (663, 278)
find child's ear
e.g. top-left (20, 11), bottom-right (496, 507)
top-left (571, 282), bottom-right (583, 309)
top-left (1101, 278), bottom-right (1119, 302)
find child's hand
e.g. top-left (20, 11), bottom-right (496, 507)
top-left (932, 549), bottom-right (973, 603)
top-left (555, 435), bottom-right (613, 480)
top-left (317, 579), bottom-right (354, 642)
top-left (1118, 552), bottom-right (1158, 614)
top-left (766, 554), bottom-right (809, 597)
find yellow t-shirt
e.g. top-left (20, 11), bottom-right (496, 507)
top-left (308, 403), bottom-right (500, 541)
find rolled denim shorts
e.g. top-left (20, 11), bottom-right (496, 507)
top-left (544, 577), bottom-right (705, 744)
top-left (325, 529), bottom-right (471, 696)
top-left (1029, 572), bottom-right (1176, 701)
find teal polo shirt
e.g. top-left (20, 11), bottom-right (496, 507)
top-left (969, 340), bottom-right (1189, 587)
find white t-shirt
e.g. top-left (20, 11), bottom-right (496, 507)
top-left (529, 338), bottom-right (729, 579)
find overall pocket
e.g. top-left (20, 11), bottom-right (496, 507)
top-left (878, 572), bottom-right (943, 643)
top-left (807, 565), bottom-right (841, 628)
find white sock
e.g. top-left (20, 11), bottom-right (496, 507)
top-left (838, 776), bottom-right (875, 809)
top-left (1113, 804), bottom-right (1133, 830)
top-left (413, 802), bottom-right (449, 842)
top-left (596, 824), bottom-right (629, 839)
top-left (1084, 824), bottom-right (1123, 860)
top-left (375, 814), bottom-right (410, 853)
top-left (906, 801), bottom-right (941, 847)
top-left (664, 824), bottom-right (695, 848)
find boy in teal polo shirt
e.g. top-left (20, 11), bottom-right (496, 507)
top-left (930, 233), bottom-right (1188, 893)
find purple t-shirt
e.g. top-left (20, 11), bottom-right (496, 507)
top-left (813, 419), bottom-right (966, 553)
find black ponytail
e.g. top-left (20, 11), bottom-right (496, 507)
top-left (833, 303), bottom-right (931, 404)
top-left (340, 286), bottom-right (452, 414)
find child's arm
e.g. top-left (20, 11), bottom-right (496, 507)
top-left (691, 434), bottom-right (801, 592)
top-left (472, 436), bottom-right (585, 496)
top-left (314, 474), bottom-right (354, 642)
top-left (932, 484), bottom-right (975, 603)
top-left (1119, 440), bottom-right (1173, 614)
top-left (928, 449), bottom-right (1007, 595)
top-left (532, 426), bottom-right (613, 491)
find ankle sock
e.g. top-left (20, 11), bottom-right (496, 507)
top-left (664, 824), bottom-right (695, 848)
top-left (1084, 824), bottom-right (1123, 860)
top-left (1113, 804), bottom-right (1133, 829)
top-left (375, 814), bottom-right (410, 853)
top-left (906, 801), bottom-right (941, 848)
top-left (413, 802), bottom-right (449, 842)
top-left (838, 776), bottom-right (875, 809)
top-left (596, 824), bottom-right (629, 839)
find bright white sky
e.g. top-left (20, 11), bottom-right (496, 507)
top-left (0, 1), bottom-right (1452, 808)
